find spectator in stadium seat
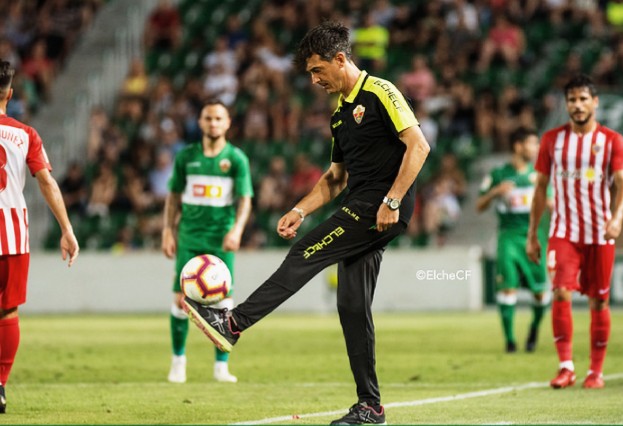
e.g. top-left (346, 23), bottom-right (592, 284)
top-left (399, 55), bottom-right (437, 104)
top-left (87, 106), bottom-right (109, 162)
top-left (21, 39), bottom-right (55, 102)
top-left (202, 36), bottom-right (238, 76)
top-left (60, 161), bottom-right (88, 217)
top-left (242, 84), bottom-right (271, 142)
top-left (34, 15), bottom-right (67, 65)
top-left (86, 162), bottom-right (118, 219)
top-left (270, 90), bottom-right (302, 143)
top-left (446, 81), bottom-right (476, 139)
top-left (202, 62), bottom-right (238, 108)
top-left (352, 12), bottom-right (389, 72)
top-left (412, 1), bottom-right (445, 52)
top-left (369, 0), bottom-right (396, 28)
top-left (143, 0), bottom-right (181, 51)
top-left (169, 92), bottom-right (201, 142)
top-left (3, 75), bottom-right (30, 123)
top-left (121, 58), bottom-right (150, 99)
top-left (122, 166), bottom-right (153, 215)
top-left (39, 0), bottom-right (94, 63)
top-left (421, 152), bottom-right (466, 245)
top-left (414, 104), bottom-right (438, 152)
top-left (224, 15), bottom-right (248, 51)
top-left (150, 76), bottom-right (174, 116)
top-left (608, 4), bottom-right (623, 29)
top-left (1, 2), bottom-right (33, 53)
top-left (158, 117), bottom-right (185, 157)
top-left (422, 175), bottom-right (462, 247)
top-left (257, 156), bottom-right (290, 213)
top-left (148, 148), bottom-right (173, 208)
top-left (0, 39), bottom-right (21, 72)
top-left (592, 49), bottom-right (618, 87)
top-left (494, 85), bottom-right (535, 152)
top-left (388, 3), bottom-right (414, 47)
top-left (477, 13), bottom-right (526, 71)
top-left (287, 153), bottom-right (323, 205)
top-left (474, 88), bottom-right (497, 149)
top-left (445, 0), bottom-right (480, 52)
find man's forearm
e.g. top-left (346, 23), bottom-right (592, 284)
top-left (163, 193), bottom-right (181, 230)
top-left (232, 197), bottom-right (252, 233)
top-left (528, 186), bottom-right (547, 240)
top-left (295, 168), bottom-right (346, 216)
top-left (387, 126), bottom-right (430, 199)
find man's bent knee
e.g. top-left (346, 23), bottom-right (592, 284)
top-left (553, 288), bottom-right (572, 302)
top-left (589, 297), bottom-right (609, 311)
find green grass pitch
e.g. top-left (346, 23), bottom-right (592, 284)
top-left (5, 309), bottom-right (623, 424)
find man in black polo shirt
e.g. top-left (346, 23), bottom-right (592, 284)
top-left (183, 21), bottom-right (430, 425)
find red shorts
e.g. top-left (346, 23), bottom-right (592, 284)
top-left (0, 254), bottom-right (30, 309)
top-left (546, 237), bottom-right (614, 300)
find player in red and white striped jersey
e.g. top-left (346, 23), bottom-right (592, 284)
top-left (527, 74), bottom-right (623, 390)
top-left (0, 61), bottom-right (79, 412)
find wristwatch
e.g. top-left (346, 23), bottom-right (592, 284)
top-left (383, 196), bottom-right (401, 211)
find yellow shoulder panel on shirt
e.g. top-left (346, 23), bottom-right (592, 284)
top-left (363, 75), bottom-right (419, 133)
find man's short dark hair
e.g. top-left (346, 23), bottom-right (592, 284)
top-left (564, 74), bottom-right (597, 98)
top-left (510, 127), bottom-right (538, 150)
top-left (294, 21), bottom-right (352, 71)
top-left (0, 61), bottom-right (15, 90)
top-left (200, 99), bottom-right (230, 117)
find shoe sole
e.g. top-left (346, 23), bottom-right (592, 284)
top-left (214, 376), bottom-right (238, 383)
top-left (182, 300), bottom-right (233, 352)
top-left (550, 378), bottom-right (576, 389)
top-left (167, 375), bottom-right (187, 383)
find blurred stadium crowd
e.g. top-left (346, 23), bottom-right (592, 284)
top-left (3, 0), bottom-right (623, 251)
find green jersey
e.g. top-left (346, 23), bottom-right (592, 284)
top-left (480, 163), bottom-right (537, 234)
top-left (168, 142), bottom-right (253, 251)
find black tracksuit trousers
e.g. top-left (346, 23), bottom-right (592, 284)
top-left (232, 198), bottom-right (406, 404)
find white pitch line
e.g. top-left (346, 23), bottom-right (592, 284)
top-left (232, 373), bottom-right (623, 425)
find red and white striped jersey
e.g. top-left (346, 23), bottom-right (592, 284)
top-left (535, 123), bottom-right (623, 245)
top-left (0, 114), bottom-right (51, 255)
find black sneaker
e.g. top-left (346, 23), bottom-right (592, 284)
top-left (330, 402), bottom-right (386, 425)
top-left (0, 384), bottom-right (6, 414)
top-left (182, 297), bottom-right (240, 352)
top-left (506, 341), bottom-right (517, 353)
top-left (526, 327), bottom-right (538, 352)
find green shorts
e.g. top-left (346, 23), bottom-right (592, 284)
top-left (173, 245), bottom-right (235, 297)
top-left (496, 232), bottom-right (547, 294)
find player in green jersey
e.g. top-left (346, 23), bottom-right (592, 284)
top-left (161, 100), bottom-right (253, 383)
top-left (477, 127), bottom-right (550, 353)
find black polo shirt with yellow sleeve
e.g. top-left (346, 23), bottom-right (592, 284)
top-left (330, 70), bottom-right (420, 225)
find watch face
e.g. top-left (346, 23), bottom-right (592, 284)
top-left (390, 199), bottom-right (400, 210)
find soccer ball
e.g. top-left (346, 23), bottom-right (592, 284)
top-left (180, 254), bottom-right (231, 305)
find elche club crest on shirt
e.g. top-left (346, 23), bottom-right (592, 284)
top-left (219, 159), bottom-right (231, 173)
top-left (353, 104), bottom-right (365, 124)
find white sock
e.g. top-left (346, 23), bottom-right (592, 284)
top-left (171, 355), bottom-right (186, 368)
top-left (559, 360), bottom-right (574, 371)
top-left (214, 360), bottom-right (228, 371)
